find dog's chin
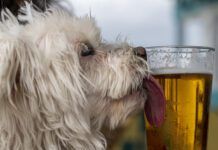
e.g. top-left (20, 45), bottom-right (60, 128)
top-left (112, 87), bottom-right (147, 102)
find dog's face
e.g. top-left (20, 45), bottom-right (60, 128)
top-left (79, 38), bottom-right (149, 128)
top-left (21, 7), bottom-right (165, 129)
top-left (0, 5), bottom-right (165, 150)
top-left (22, 9), bottom-right (149, 129)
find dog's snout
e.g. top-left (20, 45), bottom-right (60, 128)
top-left (133, 47), bottom-right (147, 60)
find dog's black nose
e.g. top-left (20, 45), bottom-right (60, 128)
top-left (133, 47), bottom-right (147, 60)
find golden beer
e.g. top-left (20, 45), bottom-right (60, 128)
top-left (146, 73), bottom-right (213, 150)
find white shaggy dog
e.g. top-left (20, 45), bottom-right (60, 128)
top-left (0, 3), bottom-right (165, 150)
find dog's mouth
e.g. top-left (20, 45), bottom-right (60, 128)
top-left (114, 75), bottom-right (166, 127)
top-left (106, 74), bottom-right (166, 127)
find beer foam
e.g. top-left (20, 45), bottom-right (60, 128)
top-left (151, 68), bottom-right (213, 75)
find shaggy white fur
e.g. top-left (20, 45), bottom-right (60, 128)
top-left (0, 3), bottom-right (149, 150)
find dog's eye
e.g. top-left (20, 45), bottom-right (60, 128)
top-left (81, 43), bottom-right (95, 57)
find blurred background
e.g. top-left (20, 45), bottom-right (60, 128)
top-left (68, 0), bottom-right (218, 149)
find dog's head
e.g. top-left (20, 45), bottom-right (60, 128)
top-left (0, 5), bottom-right (165, 150)
top-left (22, 7), bottom-right (165, 127)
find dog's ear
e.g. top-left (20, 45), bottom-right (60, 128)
top-left (0, 0), bottom-right (20, 16)
top-left (0, 10), bottom-right (40, 108)
top-left (0, 34), bottom-right (41, 109)
top-left (0, 0), bottom-right (53, 17)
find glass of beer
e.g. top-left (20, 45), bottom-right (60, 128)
top-left (145, 46), bottom-right (215, 150)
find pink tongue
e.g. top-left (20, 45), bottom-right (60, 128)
top-left (144, 75), bottom-right (166, 127)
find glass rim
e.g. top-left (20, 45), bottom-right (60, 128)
top-left (145, 45), bottom-right (215, 53)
